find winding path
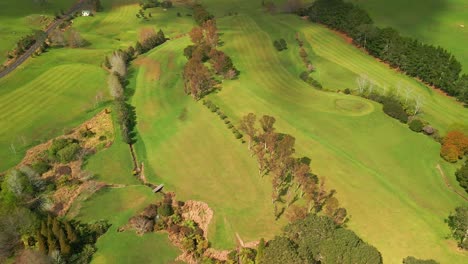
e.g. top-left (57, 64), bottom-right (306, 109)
top-left (0, 0), bottom-right (86, 79)
top-left (436, 164), bottom-right (467, 201)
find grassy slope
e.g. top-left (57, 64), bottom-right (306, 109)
top-left (349, 0), bottom-right (468, 70)
top-left (0, 0), bottom-right (192, 171)
top-left (0, 0), bottom-right (75, 63)
top-left (131, 36), bottom-right (287, 249)
top-left (75, 186), bottom-right (181, 264)
top-left (199, 0), bottom-right (467, 262)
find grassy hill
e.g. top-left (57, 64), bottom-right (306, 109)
top-left (196, 0), bottom-right (467, 262)
top-left (349, 0), bottom-right (468, 70)
top-left (130, 36), bottom-right (287, 249)
top-left (0, 0), bottom-right (75, 64)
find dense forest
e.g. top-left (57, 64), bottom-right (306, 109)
top-left (306, 0), bottom-right (468, 105)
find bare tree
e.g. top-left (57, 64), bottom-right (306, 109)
top-left (404, 86), bottom-right (413, 104)
top-left (108, 73), bottom-right (124, 99)
top-left (356, 74), bottom-right (369, 94)
top-left (67, 28), bottom-right (85, 48)
top-left (413, 94), bottom-right (424, 115)
top-left (49, 29), bottom-right (66, 47)
top-left (109, 51), bottom-right (127, 77)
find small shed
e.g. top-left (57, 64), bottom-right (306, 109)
top-left (82, 10), bottom-right (91, 16)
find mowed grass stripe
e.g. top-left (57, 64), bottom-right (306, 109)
top-left (0, 65), bottom-right (87, 114)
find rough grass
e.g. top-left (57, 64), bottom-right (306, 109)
top-left (74, 186), bottom-right (181, 264)
top-left (349, 0), bottom-right (468, 70)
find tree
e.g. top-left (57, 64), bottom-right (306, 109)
top-left (441, 131), bottom-right (468, 162)
top-left (447, 205), bottom-right (468, 249)
top-left (49, 29), bottom-right (66, 47)
top-left (109, 51), bottom-right (127, 77)
top-left (209, 49), bottom-right (234, 75)
top-left (183, 56), bottom-right (214, 99)
top-left (239, 113), bottom-right (257, 150)
top-left (455, 160), bottom-right (468, 193)
top-left (66, 29), bottom-right (85, 48)
top-left (108, 73), bottom-right (124, 99)
top-left (64, 221), bottom-right (78, 243)
top-left (58, 227), bottom-right (71, 256)
top-left (189, 26), bottom-right (204, 45)
top-left (203, 19), bottom-right (218, 48)
top-left (135, 41), bottom-right (143, 54)
top-left (261, 236), bottom-right (303, 264)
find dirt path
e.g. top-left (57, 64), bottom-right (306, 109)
top-left (436, 164), bottom-right (468, 201)
top-left (0, 0), bottom-right (86, 78)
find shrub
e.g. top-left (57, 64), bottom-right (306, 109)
top-left (158, 203), bottom-right (174, 217)
top-left (409, 119), bottom-right (424, 132)
top-left (80, 130), bottom-right (96, 138)
top-left (382, 99), bottom-right (408, 123)
top-left (227, 124), bottom-right (234, 129)
top-left (344, 88), bottom-right (351, 94)
top-left (32, 160), bottom-right (51, 175)
top-left (273, 39), bottom-right (287, 51)
top-left (99, 135), bottom-right (107, 141)
top-left (224, 119), bottom-right (231, 124)
top-left (234, 131), bottom-right (243, 139)
top-left (161, 1), bottom-right (173, 8)
top-left (57, 143), bottom-right (81, 163)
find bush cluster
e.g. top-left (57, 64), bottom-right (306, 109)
top-left (48, 138), bottom-right (81, 163)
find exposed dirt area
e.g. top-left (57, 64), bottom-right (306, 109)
top-left (18, 109), bottom-right (114, 171)
top-left (53, 180), bottom-right (107, 216)
top-left (182, 200), bottom-right (213, 238)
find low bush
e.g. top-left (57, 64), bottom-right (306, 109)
top-left (382, 99), bottom-right (408, 123)
top-left (409, 119), bottom-right (424, 132)
top-left (32, 160), bottom-right (51, 175)
top-left (273, 39), bottom-right (287, 51)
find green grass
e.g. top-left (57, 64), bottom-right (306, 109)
top-left (0, 0), bottom-right (193, 171)
top-left (194, 0), bottom-right (467, 262)
top-left (75, 186), bottom-right (181, 264)
top-left (349, 0), bottom-right (468, 70)
top-left (0, 0), bottom-right (75, 63)
top-left (130, 36), bottom-right (287, 249)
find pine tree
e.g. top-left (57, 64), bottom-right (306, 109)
top-left (47, 230), bottom-right (58, 252)
top-left (135, 41), bottom-right (143, 55)
top-left (37, 232), bottom-right (48, 255)
top-left (64, 221), bottom-right (78, 243)
top-left (58, 227), bottom-right (72, 256)
top-left (40, 221), bottom-right (48, 237)
top-left (52, 217), bottom-right (61, 237)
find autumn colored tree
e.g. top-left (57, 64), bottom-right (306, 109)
top-left (183, 56), bottom-right (214, 99)
top-left (441, 130), bottom-right (468, 162)
top-left (58, 227), bottom-right (71, 256)
top-left (203, 19), bottom-right (218, 48)
top-left (189, 26), bottom-right (204, 45)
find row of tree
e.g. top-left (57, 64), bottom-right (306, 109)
top-left (306, 0), bottom-right (468, 105)
top-left (183, 18), bottom-right (238, 99)
top-left (239, 113), bottom-right (346, 223)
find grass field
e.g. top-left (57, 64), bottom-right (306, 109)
top-left (0, 0), bottom-right (193, 171)
top-left (75, 186), bottom-right (181, 264)
top-left (195, 0), bottom-right (467, 262)
top-left (349, 0), bottom-right (468, 70)
top-left (0, 0), bottom-right (75, 63)
top-left (130, 36), bottom-right (287, 249)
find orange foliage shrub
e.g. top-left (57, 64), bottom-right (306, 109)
top-left (440, 131), bottom-right (468, 162)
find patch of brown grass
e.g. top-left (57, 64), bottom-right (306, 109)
top-left (134, 56), bottom-right (161, 82)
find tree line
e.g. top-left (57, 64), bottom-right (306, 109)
top-left (104, 28), bottom-right (166, 144)
top-left (305, 0), bottom-right (468, 105)
top-left (239, 113), bottom-right (346, 223)
top-left (183, 12), bottom-right (238, 100)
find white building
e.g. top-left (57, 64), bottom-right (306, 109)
top-left (82, 10), bottom-right (91, 17)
